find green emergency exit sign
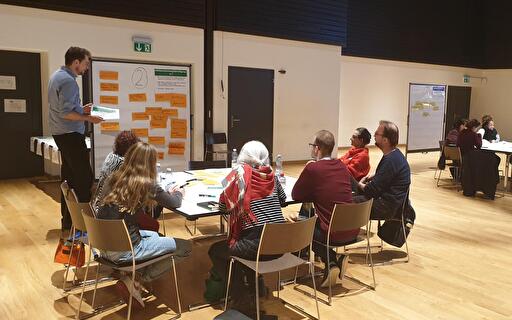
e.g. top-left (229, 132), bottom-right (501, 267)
top-left (134, 42), bottom-right (151, 53)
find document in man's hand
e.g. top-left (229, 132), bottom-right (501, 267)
top-left (91, 105), bottom-right (120, 120)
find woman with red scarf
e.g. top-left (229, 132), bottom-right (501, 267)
top-left (208, 141), bottom-right (286, 316)
top-left (339, 127), bottom-right (371, 181)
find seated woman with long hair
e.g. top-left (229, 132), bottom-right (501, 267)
top-left (97, 142), bottom-right (192, 308)
top-left (208, 140), bottom-right (286, 317)
top-left (339, 127), bottom-right (371, 181)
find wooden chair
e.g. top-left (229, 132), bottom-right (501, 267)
top-left (77, 213), bottom-right (183, 320)
top-left (224, 217), bottom-right (320, 320)
top-left (313, 199), bottom-right (375, 305)
top-left (204, 133), bottom-right (229, 160)
top-left (437, 146), bottom-right (462, 187)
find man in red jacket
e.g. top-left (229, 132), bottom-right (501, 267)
top-left (292, 130), bottom-right (356, 288)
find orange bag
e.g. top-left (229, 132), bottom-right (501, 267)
top-left (54, 239), bottom-right (86, 267)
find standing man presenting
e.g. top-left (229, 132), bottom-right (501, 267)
top-left (49, 46), bottom-right (103, 232)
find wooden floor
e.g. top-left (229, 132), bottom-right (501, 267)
top-left (1, 148), bottom-right (511, 320)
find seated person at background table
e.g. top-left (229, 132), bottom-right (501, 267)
top-left (93, 132), bottom-right (183, 231)
top-left (355, 120), bottom-right (411, 220)
top-left (478, 115), bottom-right (500, 143)
top-left (292, 130), bottom-right (356, 288)
top-left (97, 142), bottom-right (190, 308)
top-left (446, 118), bottom-right (467, 145)
top-left (457, 119), bottom-right (482, 156)
top-left (339, 127), bottom-right (371, 181)
top-left (208, 140), bottom-right (286, 316)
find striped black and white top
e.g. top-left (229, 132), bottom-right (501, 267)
top-left (92, 152), bottom-right (124, 211)
top-left (220, 177), bottom-right (287, 230)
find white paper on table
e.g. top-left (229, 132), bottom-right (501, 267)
top-left (30, 137), bottom-right (36, 152)
top-left (36, 140), bottom-right (43, 155)
top-left (51, 148), bottom-right (61, 164)
top-left (43, 144), bottom-right (51, 159)
top-left (91, 105), bottom-right (120, 120)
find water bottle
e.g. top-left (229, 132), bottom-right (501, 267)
top-left (275, 154), bottom-right (286, 185)
top-left (231, 149), bottom-right (238, 169)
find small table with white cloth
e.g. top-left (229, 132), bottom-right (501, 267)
top-left (29, 136), bottom-right (91, 166)
top-left (158, 168), bottom-right (298, 236)
top-left (481, 140), bottom-right (512, 190)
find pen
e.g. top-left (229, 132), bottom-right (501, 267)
top-left (184, 171), bottom-right (193, 175)
top-left (198, 194), bottom-right (216, 198)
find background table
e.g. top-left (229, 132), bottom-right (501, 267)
top-left (481, 141), bottom-right (512, 189)
top-left (159, 168), bottom-right (298, 235)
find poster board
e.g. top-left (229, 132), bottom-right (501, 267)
top-left (89, 59), bottom-right (191, 178)
top-left (407, 83), bottom-right (446, 153)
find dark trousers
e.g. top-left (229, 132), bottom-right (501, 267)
top-left (311, 221), bottom-right (337, 268)
top-left (353, 195), bottom-right (396, 220)
top-left (53, 132), bottom-right (93, 229)
top-left (208, 227), bottom-right (279, 298)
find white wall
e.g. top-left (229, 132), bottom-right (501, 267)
top-left (0, 4), bottom-right (204, 161)
top-left (213, 31), bottom-right (342, 161)
top-left (338, 56), bottom-right (482, 147)
top-left (471, 69), bottom-right (512, 141)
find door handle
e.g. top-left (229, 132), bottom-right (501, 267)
top-left (231, 115), bottom-right (240, 128)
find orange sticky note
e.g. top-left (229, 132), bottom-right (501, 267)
top-left (99, 71), bottom-right (118, 80)
top-left (148, 136), bottom-right (165, 145)
top-left (168, 142), bottom-right (185, 155)
top-left (100, 122), bottom-right (120, 132)
top-left (132, 112), bottom-right (149, 121)
top-left (157, 152), bottom-right (164, 160)
top-left (145, 107), bottom-right (163, 116)
top-left (129, 93), bottom-right (147, 102)
top-left (162, 108), bottom-right (179, 118)
top-left (100, 95), bottom-right (118, 105)
top-left (170, 94), bottom-right (187, 108)
top-left (150, 119), bottom-right (167, 129)
top-left (131, 128), bottom-right (148, 137)
top-left (100, 83), bottom-right (119, 92)
top-left (171, 119), bottom-right (187, 138)
top-left (155, 93), bottom-right (173, 102)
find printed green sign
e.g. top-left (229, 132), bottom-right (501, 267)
top-left (154, 69), bottom-right (187, 77)
top-left (134, 42), bottom-right (151, 53)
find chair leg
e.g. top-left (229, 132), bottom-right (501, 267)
top-left (436, 169), bottom-right (443, 187)
top-left (91, 263), bottom-right (101, 308)
top-left (171, 257), bottom-right (182, 316)
top-left (277, 271), bottom-right (281, 299)
top-left (224, 259), bottom-right (234, 311)
top-left (255, 271), bottom-right (260, 320)
top-left (126, 269), bottom-right (135, 320)
top-left (326, 245), bottom-right (332, 306)
top-left (309, 262), bottom-right (321, 320)
top-left (63, 226), bottom-right (76, 291)
top-left (367, 234), bottom-right (376, 289)
top-left (76, 247), bottom-right (92, 320)
top-left (401, 216), bottom-right (410, 263)
top-left (74, 240), bottom-right (84, 285)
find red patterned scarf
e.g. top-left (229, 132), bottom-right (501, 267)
top-left (220, 164), bottom-right (275, 247)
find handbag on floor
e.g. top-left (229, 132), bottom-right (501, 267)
top-left (53, 239), bottom-right (85, 267)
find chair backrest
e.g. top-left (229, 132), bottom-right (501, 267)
top-left (257, 216), bottom-right (317, 256)
top-left (439, 140), bottom-right (444, 149)
top-left (81, 211), bottom-right (133, 252)
top-left (205, 132), bottom-right (227, 146)
top-left (189, 160), bottom-right (227, 170)
top-left (328, 199), bottom-right (373, 235)
top-left (443, 146), bottom-right (462, 162)
top-left (60, 182), bottom-right (87, 232)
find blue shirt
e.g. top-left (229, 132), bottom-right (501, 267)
top-left (48, 66), bottom-right (85, 135)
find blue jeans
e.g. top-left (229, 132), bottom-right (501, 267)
top-left (103, 230), bottom-right (185, 283)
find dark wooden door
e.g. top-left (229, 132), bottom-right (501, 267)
top-left (0, 50), bottom-right (43, 179)
top-left (228, 66), bottom-right (274, 159)
top-left (445, 86), bottom-right (471, 137)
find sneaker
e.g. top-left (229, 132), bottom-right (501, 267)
top-left (115, 276), bottom-right (145, 309)
top-left (320, 264), bottom-right (340, 288)
top-left (337, 254), bottom-right (350, 281)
